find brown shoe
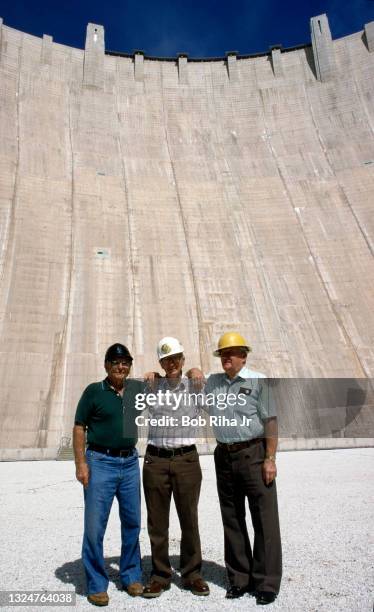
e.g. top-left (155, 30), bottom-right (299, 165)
top-left (142, 580), bottom-right (171, 598)
top-left (87, 592), bottom-right (109, 606)
top-left (184, 578), bottom-right (210, 596)
top-left (126, 582), bottom-right (144, 597)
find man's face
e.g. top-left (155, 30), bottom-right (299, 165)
top-left (220, 347), bottom-right (247, 379)
top-left (160, 353), bottom-right (185, 378)
top-left (105, 358), bottom-right (132, 388)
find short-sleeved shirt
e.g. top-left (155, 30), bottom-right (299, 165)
top-left (74, 378), bottom-right (143, 449)
top-left (204, 366), bottom-right (276, 443)
top-left (144, 377), bottom-right (199, 448)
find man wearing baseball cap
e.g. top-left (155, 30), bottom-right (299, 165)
top-left (205, 332), bottom-right (282, 605)
top-left (142, 337), bottom-right (209, 598)
top-left (73, 343), bottom-right (143, 606)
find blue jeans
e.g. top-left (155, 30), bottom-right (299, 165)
top-left (82, 449), bottom-right (141, 594)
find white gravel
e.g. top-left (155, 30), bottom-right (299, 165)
top-left (0, 449), bottom-right (373, 612)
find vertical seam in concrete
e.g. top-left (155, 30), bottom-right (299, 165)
top-left (58, 83), bottom-right (76, 443)
top-left (305, 83), bottom-right (374, 258)
top-left (350, 60), bottom-right (374, 137)
top-left (0, 34), bottom-right (22, 338)
top-left (160, 83), bottom-right (206, 370)
top-left (114, 63), bottom-right (138, 354)
top-left (221, 155), bottom-right (276, 373)
top-left (37, 80), bottom-right (75, 448)
top-left (211, 78), bottom-right (277, 375)
top-left (258, 88), bottom-right (368, 377)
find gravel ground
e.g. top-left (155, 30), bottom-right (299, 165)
top-left (0, 449), bottom-right (373, 612)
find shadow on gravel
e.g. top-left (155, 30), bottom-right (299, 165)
top-left (55, 555), bottom-right (227, 595)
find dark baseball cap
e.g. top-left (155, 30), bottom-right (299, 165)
top-left (105, 343), bottom-right (133, 363)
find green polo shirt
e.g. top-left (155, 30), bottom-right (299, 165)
top-left (74, 378), bottom-right (144, 449)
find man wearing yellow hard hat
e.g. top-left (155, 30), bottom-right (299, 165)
top-left (205, 331), bottom-right (282, 605)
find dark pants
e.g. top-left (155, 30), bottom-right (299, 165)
top-left (214, 440), bottom-right (282, 594)
top-left (143, 447), bottom-right (203, 584)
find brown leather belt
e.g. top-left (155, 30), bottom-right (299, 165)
top-left (217, 438), bottom-right (261, 453)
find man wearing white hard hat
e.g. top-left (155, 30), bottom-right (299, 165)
top-left (142, 337), bottom-right (209, 599)
top-left (205, 331), bottom-right (282, 606)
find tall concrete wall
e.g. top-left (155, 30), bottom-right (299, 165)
top-left (0, 16), bottom-right (374, 454)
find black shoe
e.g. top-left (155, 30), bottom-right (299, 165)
top-left (256, 591), bottom-right (277, 605)
top-left (225, 585), bottom-right (248, 599)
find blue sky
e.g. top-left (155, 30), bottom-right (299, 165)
top-left (1, 0), bottom-right (374, 57)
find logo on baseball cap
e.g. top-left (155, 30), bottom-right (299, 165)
top-left (105, 343), bottom-right (133, 363)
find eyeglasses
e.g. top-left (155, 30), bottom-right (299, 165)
top-left (110, 359), bottom-right (132, 367)
top-left (220, 349), bottom-right (247, 358)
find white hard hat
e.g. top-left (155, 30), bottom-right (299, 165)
top-left (157, 337), bottom-right (184, 361)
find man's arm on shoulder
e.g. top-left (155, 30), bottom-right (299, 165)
top-left (143, 371), bottom-right (162, 391)
top-left (185, 369), bottom-right (222, 388)
top-left (185, 367), bottom-right (206, 391)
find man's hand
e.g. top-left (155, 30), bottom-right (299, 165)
top-left (262, 458), bottom-right (277, 486)
top-left (263, 417), bottom-right (278, 485)
top-left (75, 462), bottom-right (89, 488)
top-left (144, 371), bottom-right (161, 390)
top-left (186, 368), bottom-right (205, 391)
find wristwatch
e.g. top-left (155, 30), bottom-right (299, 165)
top-left (265, 454), bottom-right (276, 462)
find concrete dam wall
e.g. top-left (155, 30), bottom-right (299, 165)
top-left (0, 15), bottom-right (374, 457)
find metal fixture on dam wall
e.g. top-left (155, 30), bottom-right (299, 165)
top-left (0, 15), bottom-right (374, 458)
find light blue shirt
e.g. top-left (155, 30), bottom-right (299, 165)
top-left (204, 367), bottom-right (276, 443)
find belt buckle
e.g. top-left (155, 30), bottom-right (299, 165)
top-left (229, 441), bottom-right (243, 452)
top-left (119, 448), bottom-right (131, 458)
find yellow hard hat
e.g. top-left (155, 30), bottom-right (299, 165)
top-left (213, 331), bottom-right (251, 357)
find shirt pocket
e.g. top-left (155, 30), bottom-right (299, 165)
top-left (236, 387), bottom-right (259, 417)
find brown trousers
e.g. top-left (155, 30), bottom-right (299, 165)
top-left (214, 440), bottom-right (282, 594)
top-left (143, 448), bottom-right (203, 584)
